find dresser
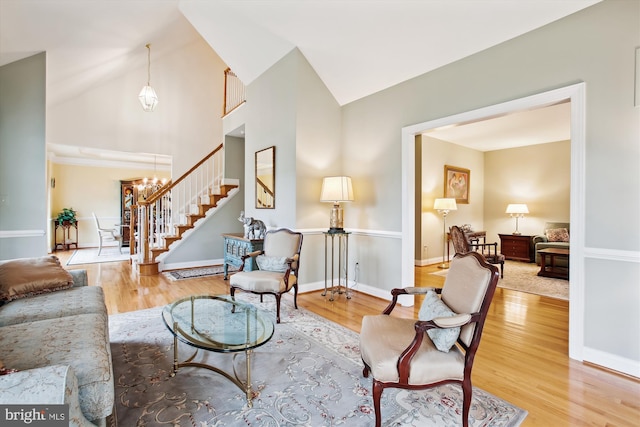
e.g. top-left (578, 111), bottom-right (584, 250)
top-left (499, 234), bottom-right (534, 262)
top-left (222, 233), bottom-right (264, 279)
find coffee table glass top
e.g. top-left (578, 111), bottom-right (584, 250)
top-left (162, 295), bottom-right (274, 352)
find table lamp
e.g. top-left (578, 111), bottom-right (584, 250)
top-left (506, 204), bottom-right (529, 235)
top-left (320, 176), bottom-right (354, 233)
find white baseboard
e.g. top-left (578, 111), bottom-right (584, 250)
top-left (298, 280), bottom-right (417, 306)
top-left (583, 346), bottom-right (640, 378)
top-left (415, 256), bottom-right (442, 267)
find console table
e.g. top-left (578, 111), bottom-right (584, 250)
top-left (499, 234), bottom-right (534, 262)
top-left (323, 231), bottom-right (351, 301)
top-left (222, 233), bottom-right (264, 279)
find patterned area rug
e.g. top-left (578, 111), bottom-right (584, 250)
top-left (66, 247), bottom-right (130, 265)
top-left (163, 265), bottom-right (237, 281)
top-left (109, 295), bottom-right (527, 426)
top-left (431, 260), bottom-right (568, 300)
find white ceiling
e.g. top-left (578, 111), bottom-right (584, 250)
top-left (425, 101), bottom-right (571, 151)
top-left (0, 0), bottom-right (594, 161)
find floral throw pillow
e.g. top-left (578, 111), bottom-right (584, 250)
top-left (418, 290), bottom-right (460, 352)
top-left (545, 228), bottom-right (570, 242)
top-left (256, 255), bottom-right (288, 272)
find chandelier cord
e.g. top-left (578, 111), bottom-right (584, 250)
top-left (146, 43), bottom-right (151, 86)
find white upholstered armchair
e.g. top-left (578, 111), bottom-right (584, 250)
top-left (229, 228), bottom-right (303, 323)
top-left (359, 251), bottom-right (499, 427)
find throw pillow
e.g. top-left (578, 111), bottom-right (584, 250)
top-left (0, 256), bottom-right (74, 302)
top-left (418, 290), bottom-right (460, 352)
top-left (255, 255), bottom-right (288, 272)
top-left (545, 228), bottom-right (570, 242)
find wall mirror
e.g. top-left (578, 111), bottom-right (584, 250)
top-left (255, 146), bottom-right (275, 209)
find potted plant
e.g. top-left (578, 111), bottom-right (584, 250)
top-left (56, 208), bottom-right (77, 226)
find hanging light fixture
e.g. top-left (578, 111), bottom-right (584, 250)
top-left (139, 43), bottom-right (158, 112)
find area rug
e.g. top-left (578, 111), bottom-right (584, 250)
top-left (66, 247), bottom-right (130, 265)
top-left (109, 295), bottom-right (527, 426)
top-left (163, 265), bottom-right (237, 281)
top-left (431, 260), bottom-right (568, 300)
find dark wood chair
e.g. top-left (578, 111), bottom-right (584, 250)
top-left (360, 251), bottom-right (500, 427)
top-left (450, 225), bottom-right (504, 278)
top-left (229, 228), bottom-right (303, 323)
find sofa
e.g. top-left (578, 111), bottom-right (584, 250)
top-left (532, 222), bottom-right (570, 266)
top-left (0, 256), bottom-right (114, 427)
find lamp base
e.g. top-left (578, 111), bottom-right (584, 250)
top-left (437, 263), bottom-right (449, 269)
top-left (512, 231), bottom-right (522, 235)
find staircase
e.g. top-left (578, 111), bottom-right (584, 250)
top-left (132, 144), bottom-right (236, 275)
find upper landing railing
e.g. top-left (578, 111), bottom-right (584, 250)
top-left (223, 68), bottom-right (246, 116)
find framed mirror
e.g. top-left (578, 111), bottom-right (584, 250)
top-left (255, 146), bottom-right (275, 209)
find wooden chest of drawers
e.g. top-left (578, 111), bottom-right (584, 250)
top-left (499, 234), bottom-right (534, 262)
top-left (222, 233), bottom-right (264, 279)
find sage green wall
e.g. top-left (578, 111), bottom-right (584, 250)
top-left (0, 53), bottom-right (47, 259)
top-left (341, 0), bottom-right (638, 369)
top-left (245, 49), bottom-right (342, 286)
top-left (245, 50), bottom-right (298, 229)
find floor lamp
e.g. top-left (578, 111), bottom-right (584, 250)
top-left (434, 198), bottom-right (457, 269)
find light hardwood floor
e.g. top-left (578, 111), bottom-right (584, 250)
top-left (56, 251), bottom-right (639, 426)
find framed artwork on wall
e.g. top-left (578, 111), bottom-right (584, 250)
top-left (444, 165), bottom-right (470, 204)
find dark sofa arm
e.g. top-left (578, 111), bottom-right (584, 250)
top-left (532, 235), bottom-right (548, 245)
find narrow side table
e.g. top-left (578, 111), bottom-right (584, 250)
top-left (323, 231), bottom-right (351, 301)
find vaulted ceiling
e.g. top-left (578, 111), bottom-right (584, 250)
top-left (0, 0), bottom-right (600, 106)
top-left (0, 1), bottom-right (597, 162)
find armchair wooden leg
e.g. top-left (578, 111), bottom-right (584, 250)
top-left (274, 295), bottom-right (282, 324)
top-left (462, 379), bottom-right (472, 427)
top-left (372, 380), bottom-right (383, 427)
top-left (293, 284), bottom-right (299, 309)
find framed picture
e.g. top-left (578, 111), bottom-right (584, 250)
top-left (444, 165), bottom-right (470, 204)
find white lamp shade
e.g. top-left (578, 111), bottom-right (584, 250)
top-left (320, 176), bottom-right (354, 202)
top-left (139, 85), bottom-right (158, 112)
top-left (434, 198), bottom-right (457, 211)
top-left (506, 204), bottom-right (529, 214)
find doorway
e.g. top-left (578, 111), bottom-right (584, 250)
top-left (401, 83), bottom-right (586, 361)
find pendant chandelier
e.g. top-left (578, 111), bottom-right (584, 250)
top-left (139, 43), bottom-right (158, 112)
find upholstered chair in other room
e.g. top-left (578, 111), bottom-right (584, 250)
top-left (360, 251), bottom-right (500, 427)
top-left (92, 212), bottom-right (123, 256)
top-left (229, 228), bottom-right (303, 323)
top-left (450, 225), bottom-right (505, 278)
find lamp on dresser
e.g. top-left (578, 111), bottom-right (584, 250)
top-left (506, 203), bottom-right (529, 235)
top-left (434, 198), bottom-right (457, 269)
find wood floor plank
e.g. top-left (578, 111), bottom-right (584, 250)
top-left (54, 251), bottom-right (640, 426)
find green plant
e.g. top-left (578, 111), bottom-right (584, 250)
top-left (56, 207), bottom-right (77, 225)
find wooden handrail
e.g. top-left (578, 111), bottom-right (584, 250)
top-left (141, 144), bottom-right (223, 206)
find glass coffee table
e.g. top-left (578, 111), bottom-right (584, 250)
top-left (162, 295), bottom-right (275, 406)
